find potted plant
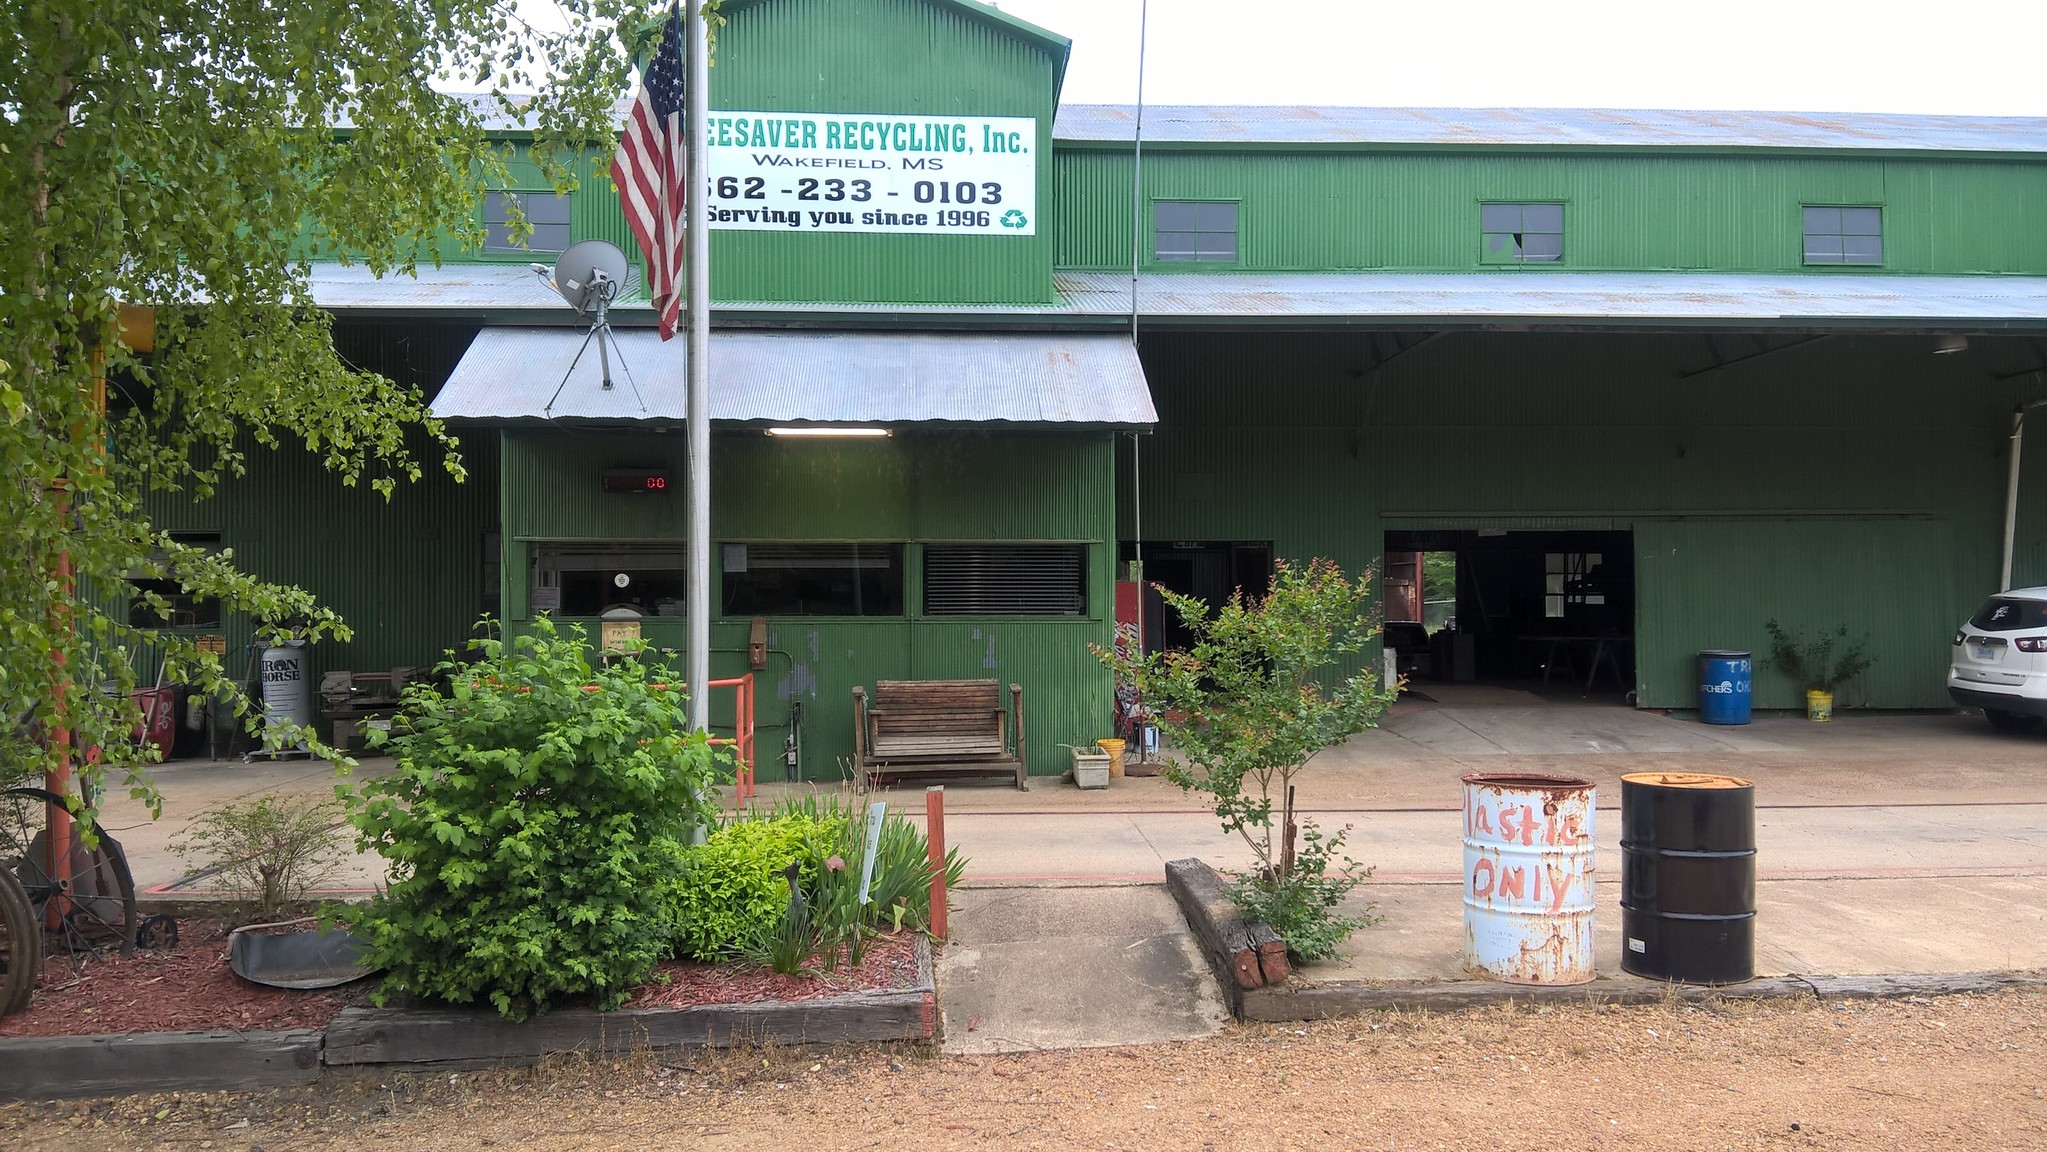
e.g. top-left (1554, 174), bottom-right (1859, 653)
top-left (1764, 620), bottom-right (1876, 721)
top-left (1062, 743), bottom-right (1111, 789)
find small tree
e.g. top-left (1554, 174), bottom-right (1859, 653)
top-left (170, 795), bottom-right (350, 919)
top-left (1095, 559), bottom-right (1397, 959)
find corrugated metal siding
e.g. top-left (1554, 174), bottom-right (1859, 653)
top-left (140, 427), bottom-right (498, 691)
top-left (694, 0), bottom-right (1058, 304)
top-left (1054, 150), bottom-right (2047, 276)
top-left (1126, 330), bottom-right (2029, 710)
top-left (503, 428), bottom-right (1116, 777)
top-left (1056, 151), bottom-right (1133, 271)
top-left (1634, 519), bottom-right (1961, 709)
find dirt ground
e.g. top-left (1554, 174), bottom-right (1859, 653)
top-left (5, 990), bottom-right (2043, 1151)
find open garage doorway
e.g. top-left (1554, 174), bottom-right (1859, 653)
top-left (1384, 528), bottom-right (1636, 703)
top-left (1120, 541), bottom-right (1273, 655)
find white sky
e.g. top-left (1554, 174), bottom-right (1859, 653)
top-left (991, 0), bottom-right (2047, 115)
top-left (509, 1), bottom-right (2047, 116)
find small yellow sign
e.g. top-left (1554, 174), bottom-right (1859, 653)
top-left (600, 619), bottom-right (642, 652)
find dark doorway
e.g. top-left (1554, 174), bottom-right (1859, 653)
top-left (1383, 529), bottom-right (1635, 698)
top-left (1121, 541), bottom-right (1273, 654)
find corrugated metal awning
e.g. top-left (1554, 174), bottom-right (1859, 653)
top-left (431, 328), bottom-right (1157, 426)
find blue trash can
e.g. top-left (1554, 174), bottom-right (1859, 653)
top-left (1698, 650), bottom-right (1752, 725)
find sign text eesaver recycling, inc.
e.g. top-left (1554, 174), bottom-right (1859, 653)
top-left (705, 111), bottom-right (1036, 236)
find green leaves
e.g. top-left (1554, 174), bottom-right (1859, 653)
top-left (343, 618), bottom-right (728, 1019)
top-left (1094, 557), bottom-right (1395, 890)
top-left (0, 0), bottom-right (704, 806)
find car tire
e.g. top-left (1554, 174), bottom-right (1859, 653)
top-left (1985, 709), bottom-right (2045, 735)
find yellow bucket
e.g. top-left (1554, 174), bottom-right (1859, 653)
top-left (1096, 737), bottom-right (1127, 778)
top-left (1805, 690), bottom-right (1833, 722)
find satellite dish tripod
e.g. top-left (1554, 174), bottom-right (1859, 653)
top-left (532, 240), bottom-right (646, 418)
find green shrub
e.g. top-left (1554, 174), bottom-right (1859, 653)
top-left (716, 792), bottom-right (970, 972)
top-left (672, 811), bottom-right (845, 960)
top-left (343, 618), bottom-right (725, 1019)
top-left (1225, 823), bottom-right (1380, 963)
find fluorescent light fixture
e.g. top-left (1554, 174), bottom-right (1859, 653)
top-left (764, 426), bottom-right (891, 438)
top-left (1933, 335), bottom-right (1969, 355)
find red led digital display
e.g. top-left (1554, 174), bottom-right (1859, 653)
top-left (601, 470), bottom-right (671, 494)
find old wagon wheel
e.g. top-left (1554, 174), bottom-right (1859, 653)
top-left (0, 867), bottom-right (40, 1016)
top-left (0, 787), bottom-right (138, 958)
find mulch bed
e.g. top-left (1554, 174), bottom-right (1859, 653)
top-left (0, 920), bottom-right (369, 1039)
top-left (625, 933), bottom-right (924, 1010)
top-left (1, 923), bottom-right (924, 1039)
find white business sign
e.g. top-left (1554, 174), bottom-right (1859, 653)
top-left (705, 110), bottom-right (1037, 236)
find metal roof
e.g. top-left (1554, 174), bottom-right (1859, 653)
top-left (1051, 271), bottom-right (2047, 326)
top-left (1053, 105), bottom-right (2047, 154)
top-left (432, 327), bottom-right (1156, 425)
top-left (308, 262), bottom-right (584, 311)
top-left (307, 263), bottom-right (2047, 328)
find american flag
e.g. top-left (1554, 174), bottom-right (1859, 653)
top-left (611, 6), bottom-right (688, 341)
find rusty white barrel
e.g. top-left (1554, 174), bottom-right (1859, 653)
top-left (1462, 772), bottom-right (1597, 985)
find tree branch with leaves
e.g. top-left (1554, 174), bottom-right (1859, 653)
top-left (0, 0), bottom-right (717, 814)
top-left (1094, 558), bottom-right (1397, 960)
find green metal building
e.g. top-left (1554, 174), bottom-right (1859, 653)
top-left (156, 0), bottom-right (2047, 777)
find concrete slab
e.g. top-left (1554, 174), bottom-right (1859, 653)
top-left (934, 886), bottom-right (1226, 1054)
top-left (1381, 701), bottom-right (1789, 756)
top-left (1285, 871), bottom-right (2047, 986)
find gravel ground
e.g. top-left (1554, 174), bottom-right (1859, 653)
top-left (6, 990), bottom-right (2043, 1150)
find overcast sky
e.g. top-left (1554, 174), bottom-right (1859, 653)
top-left (504, 1), bottom-right (2047, 116)
top-left (991, 0), bottom-right (2047, 115)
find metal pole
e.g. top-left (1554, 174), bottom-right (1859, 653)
top-left (686, 0), bottom-right (712, 732)
top-left (2002, 409), bottom-right (2024, 592)
top-left (1127, 0), bottom-right (1148, 342)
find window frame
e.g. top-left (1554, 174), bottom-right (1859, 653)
top-left (1152, 199), bottom-right (1241, 265)
top-left (919, 542), bottom-right (1092, 618)
top-left (1479, 201), bottom-right (1566, 266)
top-left (528, 540), bottom-right (688, 620)
top-left (1800, 203), bottom-right (1884, 267)
top-left (717, 541), bottom-right (908, 619)
top-left (482, 189), bottom-right (574, 256)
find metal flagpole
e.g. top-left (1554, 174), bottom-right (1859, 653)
top-left (686, 0), bottom-right (712, 733)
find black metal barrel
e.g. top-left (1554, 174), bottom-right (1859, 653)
top-left (1619, 772), bottom-right (1756, 984)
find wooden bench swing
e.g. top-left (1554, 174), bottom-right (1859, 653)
top-left (851, 679), bottom-right (1028, 790)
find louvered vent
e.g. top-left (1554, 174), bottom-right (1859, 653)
top-left (923, 545), bottom-right (1086, 616)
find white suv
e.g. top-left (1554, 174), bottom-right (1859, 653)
top-left (1950, 587), bottom-right (2047, 734)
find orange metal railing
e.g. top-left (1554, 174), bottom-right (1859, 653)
top-left (704, 674), bottom-right (757, 808)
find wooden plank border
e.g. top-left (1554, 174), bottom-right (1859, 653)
top-left (324, 936), bottom-right (939, 1071)
top-left (1240, 969), bottom-right (2047, 1022)
top-left (0, 1030), bottom-right (322, 1101)
top-left (1164, 858), bottom-right (1293, 1017)
top-left (0, 938), bottom-right (938, 1095)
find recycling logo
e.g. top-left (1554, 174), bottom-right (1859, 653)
top-left (1000, 209), bottom-right (1028, 229)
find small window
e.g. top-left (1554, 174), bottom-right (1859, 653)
top-left (531, 542), bottom-right (685, 618)
top-left (923, 545), bottom-right (1087, 616)
top-left (484, 191), bottom-right (573, 253)
top-left (720, 543), bottom-right (904, 617)
top-left (1154, 201), bottom-right (1238, 263)
top-left (129, 533), bottom-right (224, 629)
top-left (1803, 205), bottom-right (1883, 265)
top-left (1482, 202), bottom-right (1564, 264)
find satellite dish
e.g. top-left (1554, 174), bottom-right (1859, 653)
top-left (548, 240), bottom-right (633, 315)
top-left (530, 239), bottom-right (644, 415)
